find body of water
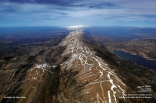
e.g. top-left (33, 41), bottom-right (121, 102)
top-left (113, 50), bottom-right (156, 69)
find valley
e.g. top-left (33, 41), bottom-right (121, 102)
top-left (0, 28), bottom-right (156, 103)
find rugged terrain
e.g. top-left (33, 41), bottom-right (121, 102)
top-left (0, 32), bottom-right (67, 103)
top-left (92, 34), bottom-right (156, 60)
top-left (1, 28), bottom-right (156, 103)
top-left (106, 39), bottom-right (156, 60)
top-left (57, 30), bottom-right (126, 103)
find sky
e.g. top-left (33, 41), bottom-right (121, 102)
top-left (0, 0), bottom-right (156, 27)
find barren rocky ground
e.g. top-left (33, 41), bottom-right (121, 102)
top-left (1, 29), bottom-right (156, 103)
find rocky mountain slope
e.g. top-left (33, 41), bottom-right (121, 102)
top-left (1, 28), bottom-right (156, 103)
top-left (57, 30), bottom-right (127, 103)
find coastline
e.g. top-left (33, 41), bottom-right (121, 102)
top-left (113, 49), bottom-right (156, 61)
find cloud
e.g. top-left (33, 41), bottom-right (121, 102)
top-left (0, 0), bottom-right (156, 27)
top-left (0, 2), bottom-right (66, 19)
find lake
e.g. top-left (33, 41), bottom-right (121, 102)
top-left (113, 50), bottom-right (156, 69)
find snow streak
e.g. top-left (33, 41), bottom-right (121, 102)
top-left (59, 30), bottom-right (127, 103)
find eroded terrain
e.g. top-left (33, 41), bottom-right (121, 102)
top-left (58, 30), bottom-right (127, 103)
top-left (0, 32), bottom-right (67, 103)
top-left (0, 28), bottom-right (156, 103)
